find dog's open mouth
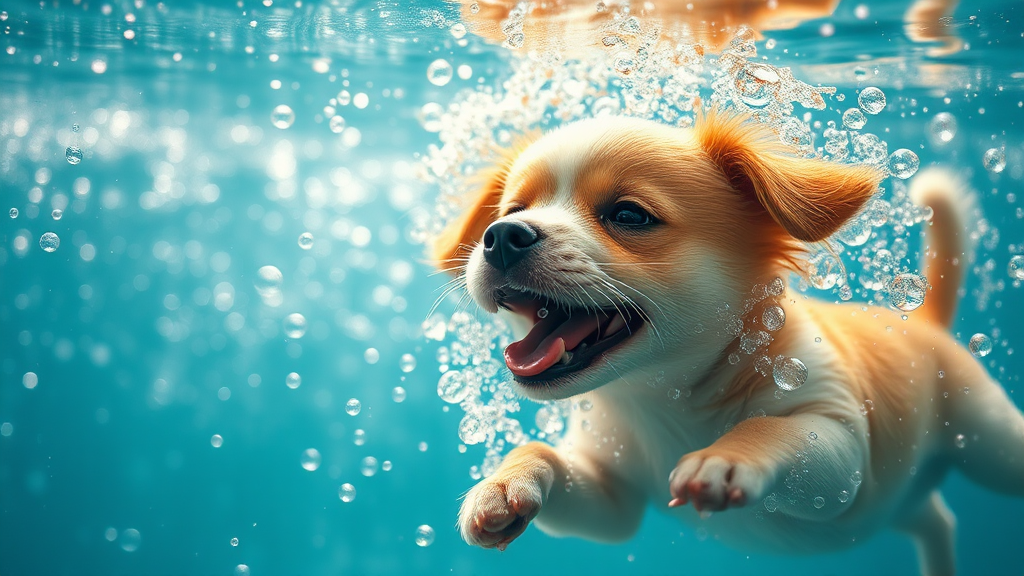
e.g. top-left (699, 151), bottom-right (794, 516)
top-left (496, 288), bottom-right (645, 383)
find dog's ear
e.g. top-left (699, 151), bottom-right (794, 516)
top-left (431, 166), bottom-right (507, 273)
top-left (696, 109), bottom-right (883, 242)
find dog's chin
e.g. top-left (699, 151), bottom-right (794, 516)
top-left (477, 286), bottom-right (647, 401)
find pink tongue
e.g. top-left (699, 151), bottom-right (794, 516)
top-left (504, 312), bottom-right (603, 377)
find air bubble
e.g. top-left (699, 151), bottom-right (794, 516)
top-left (270, 104), bottom-right (295, 129)
top-left (51, 209), bottom-right (63, 220)
top-left (211, 434), bottom-right (223, 448)
top-left (842, 108), bottom-right (866, 129)
top-left (954, 434), bottom-right (966, 449)
top-left (283, 313), bottom-right (307, 338)
top-left (414, 525), bottom-right (435, 547)
top-left (888, 149), bottom-right (919, 179)
top-left (360, 456), bottom-right (378, 476)
top-left (807, 253), bottom-right (843, 290)
top-left (762, 305), bottom-right (786, 331)
top-left (968, 333), bottom-right (992, 358)
top-left (255, 265), bottom-right (283, 294)
top-left (888, 273), bottom-right (927, 312)
top-left (230, 537), bottom-right (239, 547)
top-left (983, 148), bottom-right (1006, 173)
top-left (339, 483), bottom-right (356, 502)
top-left (235, 566), bottom-right (250, 576)
top-left (285, 372), bottom-right (301, 389)
top-left (345, 398), bottom-right (362, 416)
top-left (392, 386), bottom-right (407, 402)
top-left (65, 146), bottom-right (83, 165)
top-left (297, 232), bottom-right (314, 249)
top-left (813, 496), bottom-right (825, 509)
top-left (399, 353), bottom-right (417, 373)
top-left (419, 103), bottom-right (444, 132)
top-left (772, 356), bottom-right (808, 391)
top-left (427, 59), bottom-right (453, 86)
top-left (839, 490), bottom-right (850, 503)
top-left (1009, 255), bottom-right (1024, 280)
top-left (120, 528), bottom-right (141, 552)
top-left (437, 370), bottom-right (471, 403)
top-left (537, 307), bottom-right (549, 319)
top-left (329, 115), bottom-right (346, 134)
top-left (39, 232), bottom-right (60, 253)
top-left (300, 448), bottom-right (321, 471)
top-left (9, 208), bottom-right (18, 218)
top-left (857, 87), bottom-right (886, 114)
top-left (928, 112), bottom-right (957, 143)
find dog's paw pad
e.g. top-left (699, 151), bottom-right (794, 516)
top-left (459, 478), bottom-right (542, 549)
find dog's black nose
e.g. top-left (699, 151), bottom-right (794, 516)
top-left (482, 220), bottom-right (539, 272)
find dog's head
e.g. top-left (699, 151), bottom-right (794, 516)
top-left (434, 111), bottom-right (881, 400)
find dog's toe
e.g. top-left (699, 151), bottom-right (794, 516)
top-left (669, 452), bottom-right (766, 512)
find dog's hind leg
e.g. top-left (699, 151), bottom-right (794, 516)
top-left (895, 491), bottom-right (956, 576)
top-left (940, 356), bottom-right (1024, 496)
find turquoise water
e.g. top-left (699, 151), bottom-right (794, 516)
top-left (1, 1), bottom-right (1022, 575)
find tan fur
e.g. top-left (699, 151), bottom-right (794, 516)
top-left (445, 113), bottom-right (1024, 576)
top-left (458, 0), bottom-right (839, 54)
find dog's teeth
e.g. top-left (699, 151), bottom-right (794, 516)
top-left (604, 313), bottom-right (627, 338)
top-left (559, 351), bottom-right (573, 364)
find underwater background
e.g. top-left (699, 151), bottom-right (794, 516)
top-left (1, 0), bottom-right (1022, 574)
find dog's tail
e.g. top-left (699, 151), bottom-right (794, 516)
top-left (909, 167), bottom-right (976, 329)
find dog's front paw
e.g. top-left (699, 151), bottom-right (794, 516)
top-left (668, 451), bottom-right (769, 512)
top-left (458, 474), bottom-right (545, 550)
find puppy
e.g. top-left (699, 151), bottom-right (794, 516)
top-left (433, 110), bottom-right (1024, 576)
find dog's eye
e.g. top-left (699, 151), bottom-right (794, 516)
top-left (610, 202), bottom-right (654, 227)
top-left (505, 205), bottom-right (526, 217)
